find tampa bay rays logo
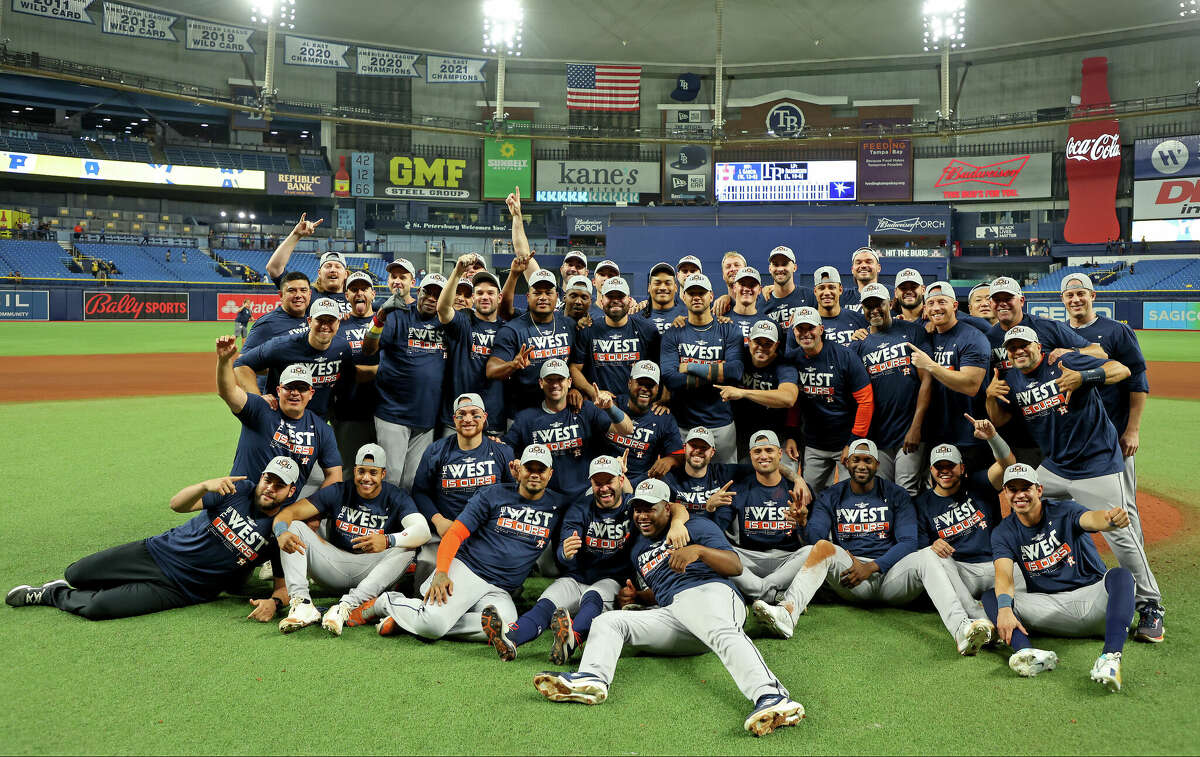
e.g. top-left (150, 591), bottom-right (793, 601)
top-left (766, 103), bottom-right (804, 137)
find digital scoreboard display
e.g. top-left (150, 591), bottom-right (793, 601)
top-left (714, 160), bottom-right (856, 202)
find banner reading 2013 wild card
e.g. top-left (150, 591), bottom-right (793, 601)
top-left (483, 138), bottom-right (532, 200)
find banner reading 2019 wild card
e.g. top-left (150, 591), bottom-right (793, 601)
top-left (483, 137), bottom-right (532, 200)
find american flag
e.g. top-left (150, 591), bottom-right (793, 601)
top-left (566, 63), bottom-right (641, 111)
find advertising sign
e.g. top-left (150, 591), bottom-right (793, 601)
top-left (350, 152), bottom-right (374, 197)
top-left (83, 291), bottom-right (189, 320)
top-left (1, 151), bottom-right (264, 189)
top-left (714, 160), bottom-right (856, 202)
top-left (1028, 300), bottom-right (1115, 322)
top-left (1134, 135), bottom-right (1200, 180)
top-left (1062, 57), bottom-right (1121, 243)
top-left (425, 55), bottom-right (486, 83)
top-left (662, 143), bottom-right (711, 202)
top-left (975, 225), bottom-right (1020, 239)
top-left (570, 214), bottom-right (608, 235)
top-left (536, 160), bottom-right (658, 204)
top-left (284, 34), bottom-right (350, 69)
top-left (12, 0), bottom-right (94, 24)
top-left (217, 293), bottom-right (280, 321)
top-left (266, 172), bottom-right (330, 197)
top-left (102, 1), bottom-right (175, 40)
top-left (185, 19), bottom-right (255, 54)
top-left (1143, 301), bottom-right (1200, 330)
top-left (1133, 177), bottom-right (1200, 220)
top-left (356, 46), bottom-right (419, 77)
top-left (482, 138), bottom-right (531, 200)
top-left (0, 290), bottom-right (49, 321)
top-left (1131, 218), bottom-right (1200, 242)
top-left (913, 153), bottom-right (1052, 201)
top-left (858, 139), bottom-right (912, 201)
top-left (381, 153), bottom-right (479, 200)
top-left (868, 213), bottom-right (948, 235)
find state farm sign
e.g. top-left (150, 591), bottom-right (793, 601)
top-left (217, 293), bottom-right (281, 320)
top-left (1133, 177), bottom-right (1200, 220)
top-left (914, 153), bottom-right (1052, 201)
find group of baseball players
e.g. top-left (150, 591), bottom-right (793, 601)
top-left (8, 187), bottom-right (1163, 736)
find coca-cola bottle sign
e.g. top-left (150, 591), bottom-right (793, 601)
top-left (1063, 57), bottom-right (1122, 244)
top-left (1066, 133), bottom-right (1122, 162)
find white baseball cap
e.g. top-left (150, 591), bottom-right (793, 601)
top-left (677, 255), bottom-right (703, 270)
top-left (386, 258), bottom-right (415, 275)
top-left (539, 358), bottom-right (570, 379)
top-left (791, 306), bottom-right (821, 327)
top-left (588, 455), bottom-right (622, 479)
top-left (895, 268), bottom-right (923, 287)
top-left (278, 363), bottom-right (314, 387)
top-left (420, 272), bottom-right (448, 292)
top-left (990, 277), bottom-right (1023, 298)
top-left (685, 426), bottom-right (717, 448)
top-left (345, 271), bottom-right (374, 288)
top-left (456, 278), bottom-right (474, 292)
top-left (852, 246), bottom-right (881, 263)
top-left (630, 477), bottom-right (671, 506)
top-left (769, 245), bottom-right (796, 263)
top-left (1002, 463), bottom-right (1039, 486)
top-left (1003, 325), bottom-right (1040, 346)
top-left (263, 456), bottom-right (300, 486)
top-left (630, 360), bottom-right (660, 384)
top-left (813, 266), bottom-right (841, 286)
top-left (596, 259), bottom-right (621, 275)
top-left (858, 282), bottom-right (891, 303)
top-left (454, 392), bottom-right (486, 412)
top-left (563, 250), bottom-right (588, 265)
top-left (520, 444), bottom-right (554, 468)
top-left (354, 443), bottom-right (387, 468)
top-left (929, 444), bottom-right (962, 465)
top-left (846, 438), bottom-right (879, 461)
top-left (649, 261), bottom-right (676, 277)
top-left (682, 273), bottom-right (713, 292)
top-left (748, 320), bottom-right (780, 343)
top-left (734, 266), bottom-right (762, 285)
top-left (749, 429), bottom-right (781, 450)
top-left (565, 274), bottom-right (593, 294)
top-left (924, 281), bottom-right (956, 301)
top-left (600, 277), bottom-right (630, 297)
top-left (1060, 273), bottom-right (1095, 292)
top-left (309, 298), bottom-right (341, 320)
top-left (319, 251), bottom-right (347, 268)
top-left (528, 270), bottom-right (557, 289)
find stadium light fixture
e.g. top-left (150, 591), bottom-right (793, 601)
top-left (922, 0), bottom-right (966, 52)
top-left (482, 0), bottom-right (523, 56)
top-left (238, 211), bottom-right (247, 219)
top-left (1183, 0), bottom-right (1198, 16)
top-left (250, 0), bottom-right (295, 29)
top-left (220, 210), bottom-right (228, 217)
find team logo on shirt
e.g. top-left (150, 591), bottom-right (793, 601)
top-left (863, 343), bottom-right (915, 377)
top-left (744, 500), bottom-right (793, 534)
top-left (586, 518), bottom-right (631, 553)
top-left (407, 325), bottom-right (449, 353)
top-left (767, 305), bottom-right (803, 329)
top-left (635, 539), bottom-right (672, 578)
top-left (933, 499), bottom-right (988, 539)
top-left (335, 506), bottom-right (388, 537)
top-left (836, 502), bottom-right (891, 537)
top-left (471, 331), bottom-right (495, 358)
top-left (593, 336), bottom-right (642, 363)
top-left (527, 331), bottom-right (571, 360)
top-left (270, 424), bottom-right (316, 458)
top-left (991, 346), bottom-right (1014, 370)
top-left (797, 369), bottom-right (836, 401)
top-left (440, 457), bottom-right (500, 488)
top-left (675, 483), bottom-right (722, 511)
top-left (606, 426), bottom-right (654, 455)
top-left (532, 421), bottom-right (585, 456)
top-left (209, 506), bottom-right (269, 565)
top-left (494, 505), bottom-right (554, 543)
top-left (824, 327), bottom-right (858, 346)
top-left (742, 371), bottom-right (780, 391)
top-left (343, 325), bottom-right (368, 352)
top-left (932, 346), bottom-right (961, 368)
top-left (678, 339), bottom-right (724, 363)
top-left (1016, 379), bottom-right (1069, 418)
top-left (1020, 528), bottom-right (1073, 574)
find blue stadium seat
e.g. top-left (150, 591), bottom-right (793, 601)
top-left (0, 240), bottom-right (95, 279)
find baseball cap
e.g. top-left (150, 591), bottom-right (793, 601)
top-left (685, 426), bottom-right (717, 448)
top-left (308, 298), bottom-right (341, 320)
top-left (1060, 273), bottom-right (1095, 292)
top-left (670, 143), bottom-right (706, 168)
top-left (588, 455), bottom-right (622, 480)
top-left (263, 456), bottom-right (300, 486)
top-left (595, 259), bottom-right (621, 275)
top-left (748, 319), bottom-right (780, 343)
top-left (420, 272), bottom-right (448, 291)
top-left (539, 358), bottom-right (570, 379)
top-left (565, 275), bottom-right (592, 294)
top-left (630, 360), bottom-right (660, 384)
top-left (630, 478), bottom-right (671, 506)
top-left (749, 429), bottom-right (781, 450)
top-left (925, 281), bottom-right (956, 301)
top-left (1002, 463), bottom-right (1039, 486)
top-left (278, 363), bottom-right (314, 388)
top-left (769, 245), bottom-right (796, 264)
top-left (852, 246), bottom-right (881, 264)
top-left (456, 278), bottom-right (474, 292)
top-left (846, 438), bottom-right (879, 461)
top-left (858, 282), bottom-right (891, 303)
top-left (929, 444), bottom-right (963, 465)
top-left (386, 258), bottom-right (415, 275)
top-left (528, 269), bottom-right (557, 289)
top-left (968, 282), bottom-right (990, 298)
top-left (682, 273), bottom-right (713, 292)
top-left (520, 444), bottom-right (554, 468)
top-left (649, 261), bottom-right (676, 278)
top-left (600, 277), bottom-right (630, 297)
top-left (454, 392), bottom-right (486, 413)
top-left (734, 266), bottom-right (761, 285)
top-left (354, 443), bottom-right (387, 468)
top-left (791, 306), bottom-right (821, 327)
top-left (813, 266), bottom-right (841, 286)
top-left (990, 277), bottom-right (1023, 298)
top-left (319, 251), bottom-right (347, 268)
top-left (677, 255), bottom-right (703, 270)
top-left (345, 271), bottom-right (374, 289)
top-left (670, 72), bottom-right (701, 103)
top-left (1003, 325), bottom-right (1040, 346)
top-left (895, 268), bottom-right (923, 287)
top-left (563, 250), bottom-right (588, 265)
top-left (472, 270), bottom-right (500, 289)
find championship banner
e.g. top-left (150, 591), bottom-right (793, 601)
top-left (0, 290), bottom-right (49, 321)
top-left (83, 291), bottom-right (189, 321)
top-left (217, 293), bottom-right (279, 321)
top-left (356, 46), bottom-right (419, 77)
top-left (1134, 135), bottom-right (1200, 180)
top-left (266, 172), bottom-right (330, 197)
top-left (284, 35), bottom-right (350, 69)
top-left (11, 0), bottom-right (94, 24)
top-left (380, 153), bottom-right (479, 200)
top-left (1, 151), bottom-right (265, 190)
top-left (102, 1), bottom-right (177, 41)
top-left (858, 139), bottom-right (912, 202)
top-left (186, 19), bottom-right (254, 54)
top-left (425, 55), bottom-right (486, 83)
top-left (536, 160), bottom-right (659, 204)
top-left (914, 153), bottom-right (1051, 201)
top-left (482, 138), bottom-right (531, 199)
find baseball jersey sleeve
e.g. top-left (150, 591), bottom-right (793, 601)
top-left (990, 522), bottom-right (1018, 563)
top-left (491, 322), bottom-right (520, 364)
top-left (233, 336), bottom-right (279, 371)
top-left (689, 516), bottom-right (735, 551)
top-left (411, 445), bottom-right (441, 521)
top-left (957, 314), bottom-right (992, 334)
top-left (658, 328), bottom-right (685, 392)
top-left (570, 328), bottom-right (591, 368)
top-left (1111, 324), bottom-right (1150, 393)
top-left (1041, 319), bottom-right (1091, 350)
top-left (305, 482), bottom-right (345, 517)
top-left (501, 414), bottom-right (527, 453)
top-left (556, 499), bottom-right (590, 567)
top-left (315, 421), bottom-right (342, 470)
top-left (874, 489), bottom-right (917, 574)
top-left (843, 347), bottom-right (871, 393)
top-left (455, 489), bottom-right (490, 533)
top-left (802, 489), bottom-right (835, 544)
top-left (581, 401), bottom-right (613, 438)
top-left (959, 328), bottom-right (990, 372)
top-left (1060, 352), bottom-right (1107, 374)
top-left (234, 392), bottom-right (272, 427)
top-left (720, 324), bottom-right (745, 383)
top-left (383, 486), bottom-right (421, 532)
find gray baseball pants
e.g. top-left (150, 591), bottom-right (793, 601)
top-left (280, 522), bottom-right (415, 608)
top-left (373, 418), bottom-right (434, 490)
top-left (374, 557), bottom-right (515, 642)
top-left (803, 447), bottom-right (847, 494)
top-left (876, 443), bottom-right (925, 495)
top-left (730, 546), bottom-right (809, 601)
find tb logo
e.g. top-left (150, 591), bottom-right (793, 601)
top-left (766, 103), bottom-right (805, 137)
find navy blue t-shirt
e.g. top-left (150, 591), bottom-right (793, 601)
top-left (455, 484), bottom-right (563, 592)
top-left (375, 306), bottom-right (469, 429)
top-left (663, 462), bottom-right (754, 531)
top-left (631, 517), bottom-right (738, 606)
top-left (557, 494), bottom-right (635, 583)
top-left (642, 303), bottom-right (687, 335)
top-left (332, 314), bottom-right (379, 422)
top-left (235, 307), bottom-right (252, 326)
top-left (787, 340), bottom-right (871, 451)
top-left (660, 320), bottom-right (745, 429)
top-left (820, 308), bottom-right (870, 346)
top-left (1071, 315), bottom-right (1149, 436)
top-left (411, 435), bottom-right (515, 522)
top-left (991, 500), bottom-right (1107, 593)
top-left (441, 311), bottom-right (507, 431)
top-left (804, 477), bottom-right (917, 574)
top-left (571, 316), bottom-right (661, 400)
top-left (504, 402), bottom-right (614, 497)
top-left (914, 470), bottom-right (1000, 563)
top-left (234, 331), bottom-right (355, 418)
top-left (986, 313), bottom-right (1091, 373)
top-left (759, 284), bottom-right (813, 331)
top-left (602, 408), bottom-right (683, 484)
top-left (924, 319), bottom-right (991, 449)
top-left (851, 321), bottom-right (927, 449)
top-left (491, 311), bottom-right (575, 411)
top-left (144, 480), bottom-right (278, 602)
top-left (727, 309), bottom-right (762, 347)
top-left (242, 307), bottom-right (308, 393)
top-left (734, 356), bottom-right (798, 446)
top-left (731, 477), bottom-right (803, 552)
top-left (306, 481), bottom-right (418, 553)
top-left (230, 394), bottom-right (340, 500)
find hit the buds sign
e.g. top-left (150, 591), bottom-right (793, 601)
top-left (84, 291), bottom-right (189, 320)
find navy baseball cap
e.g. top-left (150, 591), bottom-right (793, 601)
top-left (670, 72), bottom-right (701, 102)
top-left (670, 145), bottom-right (708, 170)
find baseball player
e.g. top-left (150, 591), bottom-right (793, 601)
top-left (330, 272), bottom-right (381, 478)
top-left (850, 283), bottom-right (930, 494)
top-left (7, 458), bottom-right (298, 621)
top-left (240, 271), bottom-right (312, 392)
top-left (504, 359), bottom-right (635, 499)
top-left (724, 266), bottom-right (766, 344)
top-left (641, 262), bottom-right (686, 334)
top-left (759, 245), bottom-right (813, 331)
top-left (264, 214), bottom-right (328, 294)
top-left (809, 266), bottom-right (868, 345)
top-left (752, 439), bottom-right (994, 656)
top-left (436, 254), bottom-right (508, 436)
top-left (967, 283), bottom-right (995, 325)
top-left (234, 299), bottom-right (254, 349)
top-left (663, 426), bottom-right (748, 531)
top-left (784, 307), bottom-right (873, 494)
top-left (385, 257), bottom-right (417, 306)
top-left (533, 478), bottom-right (805, 738)
top-left (411, 393), bottom-right (515, 588)
top-left (982, 464), bottom-right (1137, 692)
top-left (601, 361), bottom-right (683, 484)
top-left (843, 246), bottom-right (883, 311)
top-left (675, 255), bottom-right (703, 289)
top-left (892, 268), bottom-right (926, 323)
top-left (453, 278), bottom-right (474, 311)
top-left (570, 276), bottom-right (661, 405)
top-left (487, 269), bottom-right (575, 413)
top-left (985, 326), bottom-right (1163, 641)
top-left (360, 445), bottom-right (563, 643)
top-left (719, 250), bottom-right (749, 301)
top-left (714, 319), bottom-right (799, 464)
top-left (562, 275), bottom-right (598, 324)
top-left (272, 444), bottom-right (429, 636)
top-left (1059, 273), bottom-right (1160, 638)
top-left (216, 339), bottom-right (341, 501)
top-left (659, 273), bottom-right (745, 462)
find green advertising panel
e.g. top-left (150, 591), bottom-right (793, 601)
top-left (483, 136), bottom-right (532, 200)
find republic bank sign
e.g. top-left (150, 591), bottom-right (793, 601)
top-left (536, 160), bottom-right (660, 203)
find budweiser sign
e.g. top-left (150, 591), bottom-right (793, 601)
top-left (915, 153), bottom-right (1051, 201)
top-left (935, 156), bottom-right (1030, 188)
top-left (83, 291), bottom-right (190, 320)
top-left (1066, 133), bottom-right (1121, 162)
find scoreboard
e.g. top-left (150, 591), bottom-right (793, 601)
top-left (714, 160), bottom-right (857, 202)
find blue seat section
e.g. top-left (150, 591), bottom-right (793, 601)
top-left (0, 240), bottom-right (94, 279)
top-left (98, 140), bottom-right (154, 163)
top-left (0, 134), bottom-right (93, 158)
top-left (299, 155), bottom-right (328, 173)
top-left (162, 147), bottom-right (289, 172)
top-left (1025, 264), bottom-right (1120, 292)
top-left (1027, 259), bottom-right (1200, 292)
top-left (72, 244), bottom-right (229, 283)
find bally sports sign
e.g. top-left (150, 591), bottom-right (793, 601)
top-left (913, 153), bottom-right (1052, 201)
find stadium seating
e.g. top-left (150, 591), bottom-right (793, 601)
top-left (1024, 264), bottom-right (1120, 292)
top-left (163, 146), bottom-right (289, 172)
top-left (0, 240), bottom-right (94, 279)
top-left (98, 140), bottom-right (154, 163)
top-left (299, 155), bottom-right (328, 173)
top-left (0, 134), bottom-right (93, 158)
top-left (72, 244), bottom-right (228, 282)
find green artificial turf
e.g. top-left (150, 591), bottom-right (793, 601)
top-left (0, 322), bottom-right (234, 356)
top-left (1135, 329), bottom-right (1200, 363)
top-left (1, 394), bottom-right (1199, 755)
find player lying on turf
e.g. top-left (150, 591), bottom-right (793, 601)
top-left (7, 458), bottom-right (299, 622)
top-left (533, 478), bottom-right (806, 738)
top-left (981, 464), bottom-right (1137, 692)
top-left (272, 443), bottom-right (430, 636)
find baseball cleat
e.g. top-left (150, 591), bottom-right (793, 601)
top-left (1134, 603), bottom-right (1164, 643)
top-left (322, 603), bottom-right (350, 636)
top-left (744, 694), bottom-right (805, 737)
top-left (481, 605), bottom-right (516, 661)
top-left (1008, 648), bottom-right (1058, 678)
top-left (752, 600), bottom-right (795, 640)
top-left (549, 607), bottom-right (577, 666)
top-left (377, 616), bottom-right (401, 636)
top-left (5, 580), bottom-right (67, 608)
top-left (1090, 652), bottom-right (1122, 692)
top-left (345, 598), bottom-right (378, 627)
top-left (278, 598), bottom-right (321, 633)
top-left (957, 618), bottom-right (995, 656)
top-left (533, 671), bottom-right (608, 705)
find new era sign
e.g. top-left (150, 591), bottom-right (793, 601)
top-left (914, 153), bottom-right (1052, 201)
